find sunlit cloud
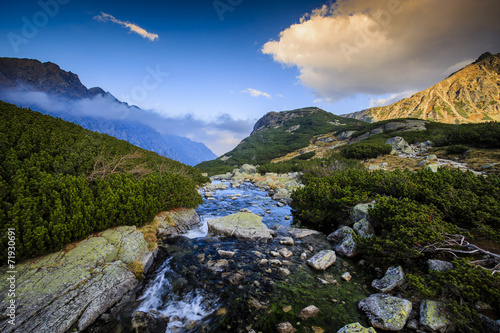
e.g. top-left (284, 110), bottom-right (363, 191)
top-left (241, 88), bottom-right (272, 99)
top-left (262, 0), bottom-right (500, 101)
top-left (94, 12), bottom-right (159, 42)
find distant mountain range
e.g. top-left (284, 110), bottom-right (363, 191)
top-left (0, 57), bottom-right (217, 166)
top-left (342, 52), bottom-right (500, 123)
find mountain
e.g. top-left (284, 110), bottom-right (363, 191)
top-left (0, 57), bottom-right (217, 165)
top-left (342, 52), bottom-right (500, 124)
top-left (196, 107), bottom-right (364, 174)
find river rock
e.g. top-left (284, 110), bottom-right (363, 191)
top-left (279, 237), bottom-right (294, 245)
top-left (131, 311), bottom-right (166, 333)
top-left (371, 266), bottom-right (405, 293)
top-left (288, 227), bottom-right (321, 239)
top-left (207, 212), bottom-right (272, 240)
top-left (217, 250), bottom-right (236, 258)
top-left (239, 164), bottom-right (257, 175)
top-left (155, 208), bottom-right (201, 236)
top-left (277, 322), bottom-right (296, 333)
top-left (420, 300), bottom-right (452, 332)
top-left (427, 259), bottom-right (454, 272)
top-left (278, 248), bottom-right (293, 258)
top-left (307, 250), bottom-right (336, 270)
top-left (298, 305), bottom-right (320, 319)
top-left (359, 294), bottom-right (412, 331)
top-left (0, 226), bottom-right (152, 333)
top-left (337, 322), bottom-right (376, 333)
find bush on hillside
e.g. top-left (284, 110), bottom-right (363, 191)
top-left (340, 142), bottom-right (393, 159)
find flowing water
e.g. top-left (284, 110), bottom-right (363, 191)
top-left (134, 181), bottom-right (294, 332)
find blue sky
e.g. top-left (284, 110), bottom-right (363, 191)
top-left (1, 0), bottom-right (500, 155)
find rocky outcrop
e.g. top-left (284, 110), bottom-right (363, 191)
top-left (386, 136), bottom-right (416, 155)
top-left (342, 52), bottom-right (500, 124)
top-left (207, 212), bottom-right (273, 240)
top-left (359, 294), bottom-right (412, 331)
top-left (155, 208), bottom-right (201, 236)
top-left (0, 226), bottom-right (154, 333)
top-left (427, 259), bottom-right (454, 272)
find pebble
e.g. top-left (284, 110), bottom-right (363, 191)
top-left (279, 237), bottom-right (294, 245)
top-left (341, 272), bottom-right (352, 281)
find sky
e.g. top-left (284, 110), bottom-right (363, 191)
top-left (1, 0), bottom-right (500, 155)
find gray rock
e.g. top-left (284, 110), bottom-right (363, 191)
top-left (338, 130), bottom-right (356, 140)
top-left (350, 203), bottom-right (374, 224)
top-left (155, 208), bottom-right (201, 236)
top-left (239, 164), bottom-right (257, 175)
top-left (278, 248), bottom-right (293, 258)
top-left (298, 305), bottom-right (320, 319)
top-left (327, 226), bottom-right (354, 244)
top-left (359, 294), bottom-right (412, 331)
top-left (353, 218), bottom-right (375, 237)
top-left (307, 250), bottom-right (336, 270)
top-left (420, 300), bottom-right (452, 332)
top-left (342, 272), bottom-right (352, 281)
top-left (217, 250), bottom-right (236, 258)
top-left (427, 259), bottom-right (454, 272)
top-left (207, 212), bottom-right (272, 240)
top-left (279, 268), bottom-right (291, 277)
top-left (371, 266), bottom-right (405, 293)
top-left (0, 226), bottom-right (151, 333)
top-left (406, 319), bottom-right (419, 330)
top-left (386, 136), bottom-right (415, 155)
top-left (426, 154), bottom-right (438, 160)
top-left (206, 259), bottom-right (229, 272)
top-left (132, 311), bottom-right (166, 333)
top-left (337, 322), bottom-right (377, 333)
top-left (279, 237), bottom-right (294, 245)
top-left (424, 164), bottom-right (440, 172)
top-left (334, 233), bottom-right (359, 257)
top-left (288, 228), bottom-right (321, 239)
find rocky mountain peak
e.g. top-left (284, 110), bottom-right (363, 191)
top-left (342, 52), bottom-right (500, 124)
top-left (251, 107), bottom-right (323, 134)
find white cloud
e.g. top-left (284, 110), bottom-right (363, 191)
top-left (94, 12), bottom-right (159, 42)
top-left (262, 0), bottom-right (500, 101)
top-left (369, 90), bottom-right (417, 107)
top-left (241, 88), bottom-right (272, 99)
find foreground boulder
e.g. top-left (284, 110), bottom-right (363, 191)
top-left (359, 294), bottom-right (412, 331)
top-left (0, 226), bottom-right (153, 333)
top-left (207, 212), bottom-right (272, 240)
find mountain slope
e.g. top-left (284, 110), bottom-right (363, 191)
top-left (342, 52), bottom-right (500, 123)
top-left (196, 107), bottom-right (364, 174)
top-left (0, 57), bottom-right (217, 165)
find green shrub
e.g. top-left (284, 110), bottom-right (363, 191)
top-left (340, 142), bottom-right (393, 159)
top-left (445, 145), bottom-right (469, 155)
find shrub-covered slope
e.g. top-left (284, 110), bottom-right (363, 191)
top-left (0, 100), bottom-right (208, 262)
top-left (196, 107), bottom-right (364, 174)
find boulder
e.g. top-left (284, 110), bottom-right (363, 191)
top-left (334, 233), bottom-right (359, 258)
top-left (155, 208), bottom-right (201, 236)
top-left (359, 294), bottom-right (412, 331)
top-left (353, 218), bottom-right (375, 237)
top-left (386, 136), bottom-right (415, 155)
top-left (307, 250), bottom-right (336, 270)
top-left (350, 203), bottom-right (374, 224)
top-left (424, 164), bottom-right (440, 172)
top-left (0, 226), bottom-right (152, 333)
top-left (277, 322), bottom-right (296, 333)
top-left (207, 212), bottom-right (272, 240)
top-left (279, 237), bottom-right (295, 245)
top-left (131, 311), bottom-right (166, 333)
top-left (327, 226), bottom-right (354, 244)
top-left (298, 305), bottom-right (320, 319)
top-left (371, 266), bottom-right (405, 293)
top-left (420, 300), bottom-right (452, 332)
top-left (337, 322), bottom-right (377, 333)
top-left (427, 259), bottom-right (454, 272)
top-left (239, 164), bottom-right (257, 175)
top-left (288, 228), bottom-right (321, 239)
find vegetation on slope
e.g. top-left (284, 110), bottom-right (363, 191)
top-left (0, 101), bottom-right (208, 262)
top-left (196, 107), bottom-right (364, 175)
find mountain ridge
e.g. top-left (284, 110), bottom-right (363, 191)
top-left (0, 57), bottom-right (217, 166)
top-left (342, 52), bottom-right (500, 123)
